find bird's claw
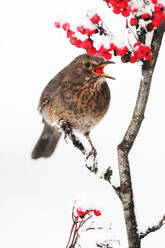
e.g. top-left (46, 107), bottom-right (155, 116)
top-left (58, 119), bottom-right (73, 139)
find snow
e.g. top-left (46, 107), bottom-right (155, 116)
top-left (74, 192), bottom-right (100, 212)
top-left (0, 0), bottom-right (165, 248)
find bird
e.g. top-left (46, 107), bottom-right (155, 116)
top-left (31, 54), bottom-right (115, 159)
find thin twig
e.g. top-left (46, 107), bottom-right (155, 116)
top-left (70, 222), bottom-right (78, 248)
top-left (66, 222), bottom-right (76, 248)
top-left (83, 227), bottom-right (103, 231)
top-left (96, 239), bottom-right (120, 248)
top-left (140, 216), bottom-right (165, 239)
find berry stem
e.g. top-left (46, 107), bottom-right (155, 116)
top-left (127, 25), bottom-right (139, 43)
top-left (126, 18), bottom-right (129, 28)
top-left (66, 221), bottom-right (77, 248)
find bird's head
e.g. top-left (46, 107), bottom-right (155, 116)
top-left (70, 54), bottom-right (115, 80)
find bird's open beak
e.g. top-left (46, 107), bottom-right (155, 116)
top-left (92, 61), bottom-right (116, 80)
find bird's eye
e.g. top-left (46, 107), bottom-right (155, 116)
top-left (85, 62), bottom-right (91, 68)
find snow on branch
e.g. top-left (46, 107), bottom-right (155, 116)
top-left (139, 215), bottom-right (165, 239)
top-left (59, 119), bottom-right (119, 194)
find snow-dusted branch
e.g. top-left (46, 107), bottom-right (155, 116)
top-left (96, 239), bottom-right (120, 248)
top-left (60, 120), bottom-right (86, 155)
top-left (117, 21), bottom-right (165, 248)
top-left (140, 215), bottom-right (165, 239)
top-left (60, 120), bottom-right (119, 193)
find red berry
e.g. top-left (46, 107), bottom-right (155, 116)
top-left (109, 43), bottom-right (116, 51)
top-left (93, 209), bottom-right (101, 216)
top-left (84, 209), bottom-right (91, 214)
top-left (134, 42), bottom-right (140, 48)
top-left (141, 13), bottom-right (151, 21)
top-left (123, 46), bottom-right (129, 54)
top-left (145, 54), bottom-right (152, 61)
top-left (152, 18), bottom-right (161, 28)
top-left (130, 56), bottom-right (137, 63)
top-left (104, 52), bottom-right (112, 60)
top-left (119, 1), bottom-right (127, 9)
top-left (134, 44), bottom-right (151, 60)
top-left (84, 28), bottom-right (96, 36)
top-left (62, 22), bottom-right (70, 31)
top-left (155, 3), bottom-right (165, 12)
top-left (154, 12), bottom-right (165, 21)
top-left (54, 21), bottom-right (60, 28)
top-left (86, 47), bottom-right (97, 55)
top-left (81, 38), bottom-right (93, 49)
top-left (134, 46), bottom-right (145, 59)
top-left (97, 45), bottom-right (107, 55)
top-left (122, 9), bottom-right (130, 17)
top-left (67, 30), bottom-right (74, 38)
top-left (147, 23), bottom-right (154, 31)
top-left (152, 0), bottom-right (157, 4)
top-left (130, 17), bottom-right (138, 26)
top-left (97, 45), bottom-right (112, 60)
top-left (70, 37), bottom-right (81, 48)
top-left (90, 14), bottom-right (101, 24)
top-left (75, 40), bottom-right (82, 48)
top-left (115, 46), bottom-right (128, 56)
top-left (76, 207), bottom-right (85, 218)
top-left (113, 6), bottom-right (121, 14)
top-left (77, 25), bottom-right (86, 34)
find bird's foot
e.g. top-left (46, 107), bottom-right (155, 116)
top-left (58, 119), bottom-right (73, 139)
top-left (58, 119), bottom-right (86, 155)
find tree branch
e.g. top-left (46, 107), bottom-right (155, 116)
top-left (117, 21), bottom-right (165, 248)
top-left (60, 120), bottom-right (120, 193)
top-left (62, 20), bottom-right (165, 248)
top-left (140, 216), bottom-right (165, 239)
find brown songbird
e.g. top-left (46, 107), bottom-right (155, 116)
top-left (31, 54), bottom-right (115, 159)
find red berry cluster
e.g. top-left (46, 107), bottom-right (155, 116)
top-left (103, 0), bottom-right (133, 17)
top-left (121, 43), bottom-right (152, 63)
top-left (130, 2), bottom-right (165, 31)
top-left (76, 207), bottom-right (101, 218)
top-left (152, 2), bottom-right (165, 28)
top-left (134, 43), bottom-right (152, 61)
top-left (55, 15), bottom-right (104, 57)
top-left (66, 204), bottom-right (102, 248)
top-left (55, 21), bottom-right (121, 60)
top-left (54, 1), bottom-right (165, 63)
top-left (54, 18), bottom-right (153, 63)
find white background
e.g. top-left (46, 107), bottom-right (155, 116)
top-left (0, 0), bottom-right (165, 247)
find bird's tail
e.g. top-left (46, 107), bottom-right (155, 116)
top-left (31, 123), bottom-right (61, 159)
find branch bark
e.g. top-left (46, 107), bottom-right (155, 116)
top-left (117, 22), bottom-right (165, 248)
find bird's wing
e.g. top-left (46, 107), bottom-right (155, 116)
top-left (38, 74), bottom-right (61, 112)
top-left (38, 73), bottom-right (71, 112)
